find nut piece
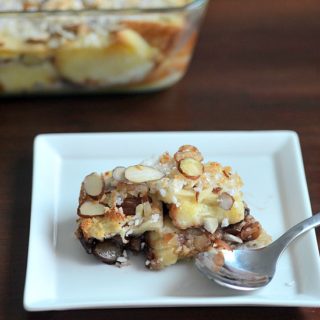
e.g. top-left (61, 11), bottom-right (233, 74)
top-left (112, 166), bottom-right (126, 181)
top-left (203, 217), bottom-right (218, 234)
top-left (78, 200), bottom-right (106, 217)
top-left (178, 158), bottom-right (204, 180)
top-left (125, 165), bottom-right (164, 183)
top-left (83, 172), bottom-right (104, 197)
top-left (174, 145), bottom-right (203, 162)
top-left (223, 233), bottom-right (243, 244)
top-left (218, 192), bottom-right (235, 211)
top-left (240, 222), bottom-right (261, 241)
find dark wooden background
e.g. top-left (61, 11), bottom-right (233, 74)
top-left (0, 0), bottom-right (319, 319)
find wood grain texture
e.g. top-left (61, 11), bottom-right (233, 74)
top-left (0, 0), bottom-right (319, 319)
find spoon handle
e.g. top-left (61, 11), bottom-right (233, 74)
top-left (269, 212), bottom-right (320, 257)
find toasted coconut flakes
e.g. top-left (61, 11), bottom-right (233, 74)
top-left (172, 195), bottom-right (178, 204)
top-left (214, 173), bottom-right (222, 180)
top-left (126, 229), bottom-right (133, 236)
top-left (204, 172), bottom-right (212, 182)
top-left (117, 256), bottom-right (127, 263)
top-left (116, 196), bottom-right (123, 206)
top-left (221, 218), bottom-right (229, 228)
top-left (171, 195), bottom-right (181, 207)
top-left (150, 213), bottom-right (160, 222)
top-left (128, 220), bottom-right (135, 226)
top-left (134, 218), bottom-right (143, 226)
top-left (140, 155), bottom-right (158, 167)
top-left (118, 207), bottom-right (124, 214)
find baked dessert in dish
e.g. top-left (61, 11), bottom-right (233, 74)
top-left (76, 145), bottom-right (271, 270)
top-left (0, 0), bottom-right (207, 94)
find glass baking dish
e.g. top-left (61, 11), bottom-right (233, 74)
top-left (0, 0), bottom-right (208, 95)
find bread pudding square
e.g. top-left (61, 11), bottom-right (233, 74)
top-left (75, 145), bottom-right (271, 269)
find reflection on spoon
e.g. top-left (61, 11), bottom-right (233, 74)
top-left (195, 212), bottom-right (320, 291)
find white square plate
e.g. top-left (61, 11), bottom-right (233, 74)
top-left (24, 131), bottom-right (320, 311)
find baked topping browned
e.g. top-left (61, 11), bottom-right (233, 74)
top-left (75, 145), bottom-right (271, 269)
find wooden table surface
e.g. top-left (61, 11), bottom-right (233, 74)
top-left (1, 0), bottom-right (319, 319)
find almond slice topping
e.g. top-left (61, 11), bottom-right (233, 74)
top-left (83, 172), bottom-right (104, 197)
top-left (178, 158), bottom-right (204, 180)
top-left (125, 165), bottom-right (165, 183)
top-left (174, 145), bottom-right (203, 162)
top-left (218, 192), bottom-right (235, 210)
top-left (112, 166), bottom-right (126, 181)
top-left (78, 201), bottom-right (106, 217)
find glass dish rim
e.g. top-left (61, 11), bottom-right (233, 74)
top-left (0, 0), bottom-right (208, 16)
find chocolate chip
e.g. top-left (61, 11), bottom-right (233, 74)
top-left (76, 228), bottom-right (97, 254)
top-left (121, 196), bottom-right (142, 216)
top-left (126, 237), bottom-right (142, 252)
top-left (93, 239), bottom-right (123, 264)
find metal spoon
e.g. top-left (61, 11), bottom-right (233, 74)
top-left (195, 212), bottom-right (320, 291)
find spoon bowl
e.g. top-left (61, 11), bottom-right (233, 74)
top-left (195, 212), bottom-right (320, 290)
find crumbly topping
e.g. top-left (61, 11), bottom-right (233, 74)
top-left (78, 145), bottom-right (246, 243)
top-left (0, 0), bottom-right (193, 11)
top-left (0, 0), bottom-right (198, 94)
top-left (0, 0), bottom-right (189, 57)
top-left (76, 145), bottom-right (271, 270)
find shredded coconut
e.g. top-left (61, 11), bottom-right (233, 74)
top-left (116, 256), bottom-right (127, 263)
top-left (150, 213), bottom-right (160, 222)
top-left (145, 259), bottom-right (150, 266)
top-left (125, 229), bottom-right (133, 236)
top-left (0, 0), bottom-right (192, 11)
top-left (116, 196), bottom-right (123, 206)
top-left (134, 218), bottom-right (143, 226)
top-left (221, 218), bottom-right (229, 228)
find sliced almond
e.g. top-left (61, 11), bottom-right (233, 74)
top-left (218, 192), bottom-right (235, 211)
top-left (83, 172), bottom-right (104, 197)
top-left (178, 158), bottom-right (204, 180)
top-left (174, 145), bottom-right (203, 162)
top-left (223, 233), bottom-right (243, 244)
top-left (112, 166), bottom-right (126, 181)
top-left (203, 217), bottom-right (218, 234)
top-left (78, 201), bottom-right (106, 217)
top-left (103, 171), bottom-right (113, 190)
top-left (125, 165), bottom-right (164, 183)
top-left (142, 201), bottom-right (152, 218)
